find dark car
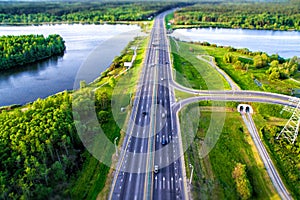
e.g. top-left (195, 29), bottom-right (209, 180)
top-left (161, 135), bottom-right (167, 145)
top-left (142, 111), bottom-right (147, 116)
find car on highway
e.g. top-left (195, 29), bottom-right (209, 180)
top-left (154, 165), bottom-right (159, 173)
top-left (162, 113), bottom-right (166, 118)
top-left (142, 111), bottom-right (147, 116)
top-left (161, 135), bottom-right (167, 145)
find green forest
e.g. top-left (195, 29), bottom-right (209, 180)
top-left (0, 92), bottom-right (78, 199)
top-left (0, 66), bottom-right (117, 199)
top-left (0, 34), bottom-right (65, 70)
top-left (0, 35), bottom-right (145, 199)
top-left (0, 1), bottom-right (189, 24)
top-left (171, 2), bottom-right (300, 31)
top-left (0, 88), bottom-right (116, 199)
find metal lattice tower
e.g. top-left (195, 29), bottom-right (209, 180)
top-left (277, 97), bottom-right (300, 144)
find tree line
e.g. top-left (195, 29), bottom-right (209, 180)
top-left (192, 41), bottom-right (300, 81)
top-left (0, 1), bottom-right (190, 24)
top-left (0, 36), bottom-right (139, 198)
top-left (172, 2), bottom-right (300, 31)
top-left (0, 82), bottom-right (115, 199)
top-left (222, 48), bottom-right (299, 81)
top-left (0, 34), bottom-right (65, 70)
top-left (261, 125), bottom-right (300, 198)
top-left (0, 92), bottom-right (79, 199)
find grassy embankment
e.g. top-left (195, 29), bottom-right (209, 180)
top-left (204, 45), bottom-right (300, 94)
top-left (0, 35), bottom-right (149, 199)
top-left (170, 38), bottom-right (300, 95)
top-left (70, 35), bottom-right (149, 200)
top-left (165, 12), bottom-right (174, 30)
top-left (182, 107), bottom-right (281, 199)
top-left (169, 37), bottom-right (231, 102)
top-left (170, 39), bottom-right (300, 199)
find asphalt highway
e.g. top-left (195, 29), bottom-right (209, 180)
top-left (109, 11), bottom-right (187, 200)
top-left (109, 8), bottom-right (296, 200)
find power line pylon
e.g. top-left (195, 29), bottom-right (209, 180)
top-left (277, 97), bottom-right (300, 144)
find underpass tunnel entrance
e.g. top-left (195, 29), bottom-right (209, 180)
top-left (240, 106), bottom-right (244, 112)
top-left (245, 106), bottom-right (250, 113)
top-left (237, 104), bottom-right (253, 114)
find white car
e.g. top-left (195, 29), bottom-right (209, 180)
top-left (154, 165), bottom-right (159, 173)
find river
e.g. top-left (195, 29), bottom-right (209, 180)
top-left (0, 24), bottom-right (141, 106)
top-left (172, 28), bottom-right (300, 59)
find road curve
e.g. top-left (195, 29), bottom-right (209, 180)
top-left (240, 111), bottom-right (292, 200)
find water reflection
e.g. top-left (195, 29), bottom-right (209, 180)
top-left (0, 24), bottom-right (141, 106)
top-left (172, 28), bottom-right (300, 58)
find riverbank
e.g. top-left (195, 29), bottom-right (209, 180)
top-left (170, 38), bottom-right (300, 95)
top-left (169, 24), bottom-right (300, 32)
top-left (171, 38), bottom-right (299, 199)
top-left (0, 35), bottom-right (148, 199)
top-left (170, 28), bottom-right (300, 59)
top-left (0, 34), bottom-right (65, 70)
top-left (0, 24), bottom-right (142, 107)
top-left (168, 2), bottom-right (300, 32)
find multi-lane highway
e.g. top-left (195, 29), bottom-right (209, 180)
top-left (109, 8), bottom-right (296, 200)
top-left (109, 11), bottom-right (187, 200)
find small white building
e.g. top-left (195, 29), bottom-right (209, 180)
top-left (124, 62), bottom-right (132, 68)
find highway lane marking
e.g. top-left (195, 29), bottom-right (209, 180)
top-left (159, 180), bottom-right (162, 190)
top-left (129, 174), bottom-right (132, 182)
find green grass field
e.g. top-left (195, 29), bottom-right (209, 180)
top-left (181, 107), bottom-right (280, 200)
top-left (200, 45), bottom-right (300, 94)
top-left (172, 39), bottom-right (300, 199)
top-left (170, 38), bottom-right (230, 91)
top-left (170, 40), bottom-right (293, 199)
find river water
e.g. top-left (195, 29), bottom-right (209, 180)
top-left (172, 28), bottom-right (300, 59)
top-left (0, 24), bottom-right (141, 106)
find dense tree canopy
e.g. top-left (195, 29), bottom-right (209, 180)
top-left (0, 34), bottom-right (65, 70)
top-left (0, 37), bottom-right (136, 198)
top-left (172, 2), bottom-right (300, 31)
top-left (0, 1), bottom-right (189, 24)
top-left (220, 44), bottom-right (299, 80)
top-left (261, 125), bottom-right (300, 198)
top-left (232, 163), bottom-right (252, 200)
top-left (0, 92), bottom-right (79, 199)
